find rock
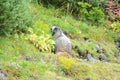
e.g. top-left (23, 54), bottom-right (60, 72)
top-left (85, 77), bottom-right (91, 80)
top-left (0, 71), bottom-right (7, 80)
top-left (76, 49), bottom-right (95, 62)
top-left (116, 41), bottom-right (120, 48)
top-left (87, 53), bottom-right (95, 62)
top-left (98, 55), bottom-right (109, 62)
top-left (95, 44), bottom-right (103, 53)
top-left (83, 37), bottom-right (89, 41)
top-left (115, 52), bottom-right (120, 58)
top-left (73, 45), bottom-right (85, 58)
top-left (9, 62), bottom-right (22, 70)
top-left (115, 41), bottom-right (120, 58)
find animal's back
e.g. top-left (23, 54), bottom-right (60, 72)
top-left (55, 34), bottom-right (71, 55)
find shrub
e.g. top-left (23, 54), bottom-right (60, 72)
top-left (87, 7), bottom-right (105, 25)
top-left (111, 21), bottom-right (120, 33)
top-left (0, 0), bottom-right (33, 36)
top-left (77, 2), bottom-right (91, 21)
top-left (26, 32), bottom-right (54, 52)
top-left (58, 57), bottom-right (97, 79)
top-left (26, 19), bottom-right (54, 52)
top-left (59, 57), bottom-right (75, 70)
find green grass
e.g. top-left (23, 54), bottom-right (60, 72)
top-left (0, 36), bottom-right (119, 80)
top-left (0, 36), bottom-right (120, 80)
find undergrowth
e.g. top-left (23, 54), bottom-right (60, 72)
top-left (0, 37), bottom-right (120, 80)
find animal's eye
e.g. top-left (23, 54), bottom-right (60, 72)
top-left (54, 27), bottom-right (58, 31)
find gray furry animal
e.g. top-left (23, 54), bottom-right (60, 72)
top-left (51, 26), bottom-right (72, 55)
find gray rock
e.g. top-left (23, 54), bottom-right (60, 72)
top-left (115, 52), bottom-right (120, 58)
top-left (116, 41), bottom-right (120, 48)
top-left (9, 62), bottom-right (22, 70)
top-left (87, 53), bottom-right (95, 62)
top-left (0, 71), bottom-right (7, 80)
top-left (115, 41), bottom-right (120, 58)
top-left (98, 55), bottom-right (109, 62)
top-left (95, 44), bottom-right (103, 53)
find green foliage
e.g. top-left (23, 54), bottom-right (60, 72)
top-left (37, 0), bottom-right (74, 7)
top-left (87, 7), bottom-right (105, 25)
top-left (26, 32), bottom-right (54, 52)
top-left (59, 57), bottom-right (98, 80)
top-left (77, 2), bottom-right (91, 21)
top-left (26, 19), bottom-right (54, 52)
top-left (77, 2), bottom-right (105, 25)
top-left (23, 4), bottom-right (56, 52)
top-left (72, 40), bottom-right (97, 55)
top-left (111, 21), bottom-right (120, 33)
top-left (58, 56), bottom-right (120, 80)
top-left (36, 1), bottom-right (106, 26)
top-left (59, 57), bottom-right (75, 70)
top-left (0, 0), bottom-right (33, 36)
top-left (86, 0), bottom-right (107, 7)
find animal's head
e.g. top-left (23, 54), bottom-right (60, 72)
top-left (51, 26), bottom-right (62, 39)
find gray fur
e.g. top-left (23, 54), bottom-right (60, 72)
top-left (51, 26), bottom-right (72, 55)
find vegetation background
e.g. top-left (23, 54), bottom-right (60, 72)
top-left (0, 0), bottom-right (120, 80)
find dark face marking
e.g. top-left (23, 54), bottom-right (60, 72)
top-left (52, 32), bottom-right (55, 36)
top-left (51, 27), bottom-right (58, 36)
